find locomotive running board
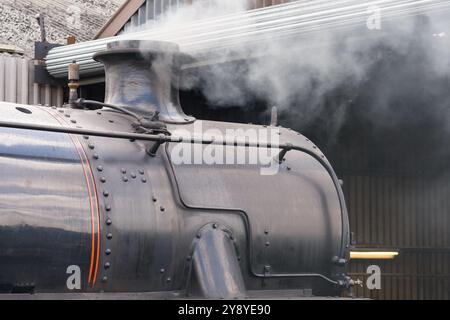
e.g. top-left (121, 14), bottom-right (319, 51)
top-left (0, 290), bottom-right (354, 300)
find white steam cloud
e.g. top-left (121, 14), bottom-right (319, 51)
top-left (134, 1), bottom-right (450, 135)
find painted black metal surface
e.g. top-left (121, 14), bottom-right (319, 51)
top-left (0, 40), bottom-right (350, 299)
top-left (93, 40), bottom-right (195, 124)
top-left (0, 105), bottom-right (93, 293)
top-left (0, 101), bottom-right (350, 297)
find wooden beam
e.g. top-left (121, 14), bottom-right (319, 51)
top-left (95, 0), bottom-right (146, 39)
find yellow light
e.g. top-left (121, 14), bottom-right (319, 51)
top-left (350, 251), bottom-right (399, 260)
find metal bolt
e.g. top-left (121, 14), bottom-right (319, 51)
top-left (109, 120), bottom-right (114, 123)
top-left (58, 109), bottom-right (64, 113)
top-left (103, 190), bottom-right (109, 197)
top-left (139, 169), bottom-right (145, 175)
top-left (88, 143), bottom-right (95, 150)
top-left (152, 197), bottom-right (157, 202)
top-left (160, 269), bottom-right (165, 274)
top-left (107, 233), bottom-right (113, 240)
top-left (166, 278), bottom-right (172, 283)
top-left (104, 262), bottom-right (111, 269)
top-left (141, 177), bottom-right (147, 183)
top-left (265, 241), bottom-right (270, 247)
top-left (83, 136), bottom-right (89, 140)
top-left (131, 172), bottom-right (137, 179)
top-left (102, 276), bottom-right (108, 283)
top-left (105, 249), bottom-right (112, 255)
top-left (100, 177), bottom-right (106, 183)
top-left (71, 119), bottom-right (77, 124)
top-left (65, 114), bottom-right (70, 118)
top-left (287, 166), bottom-right (292, 171)
top-left (213, 224), bottom-right (218, 229)
top-left (106, 218), bottom-right (112, 226)
top-left (187, 256), bottom-right (192, 262)
top-left (160, 206), bottom-right (165, 212)
top-left (123, 176), bottom-right (129, 182)
top-left (93, 154), bottom-right (99, 160)
top-left (196, 234), bottom-right (201, 239)
top-left (264, 230), bottom-right (269, 235)
top-left (121, 168), bottom-right (127, 174)
top-left (105, 204), bottom-right (112, 212)
top-left (97, 166), bottom-right (104, 172)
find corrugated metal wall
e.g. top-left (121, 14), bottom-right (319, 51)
top-left (344, 174), bottom-right (450, 300)
top-left (324, 76), bottom-right (450, 300)
top-left (120, 0), bottom-right (295, 33)
top-left (120, 0), bottom-right (188, 33)
top-left (0, 54), bottom-right (63, 107)
top-left (250, 0), bottom-right (293, 9)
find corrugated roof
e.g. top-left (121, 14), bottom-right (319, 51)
top-left (0, 0), bottom-right (126, 57)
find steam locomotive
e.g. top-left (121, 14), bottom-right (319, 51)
top-left (0, 40), bottom-right (351, 299)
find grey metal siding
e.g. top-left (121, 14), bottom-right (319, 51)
top-left (345, 174), bottom-right (450, 300)
top-left (0, 54), bottom-right (63, 107)
top-left (119, 0), bottom-right (295, 34)
top-left (121, 0), bottom-right (187, 33)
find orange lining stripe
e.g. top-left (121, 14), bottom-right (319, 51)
top-left (84, 155), bottom-right (101, 285)
top-left (71, 136), bottom-right (97, 285)
top-left (64, 124), bottom-right (101, 286)
top-left (43, 109), bottom-right (99, 286)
